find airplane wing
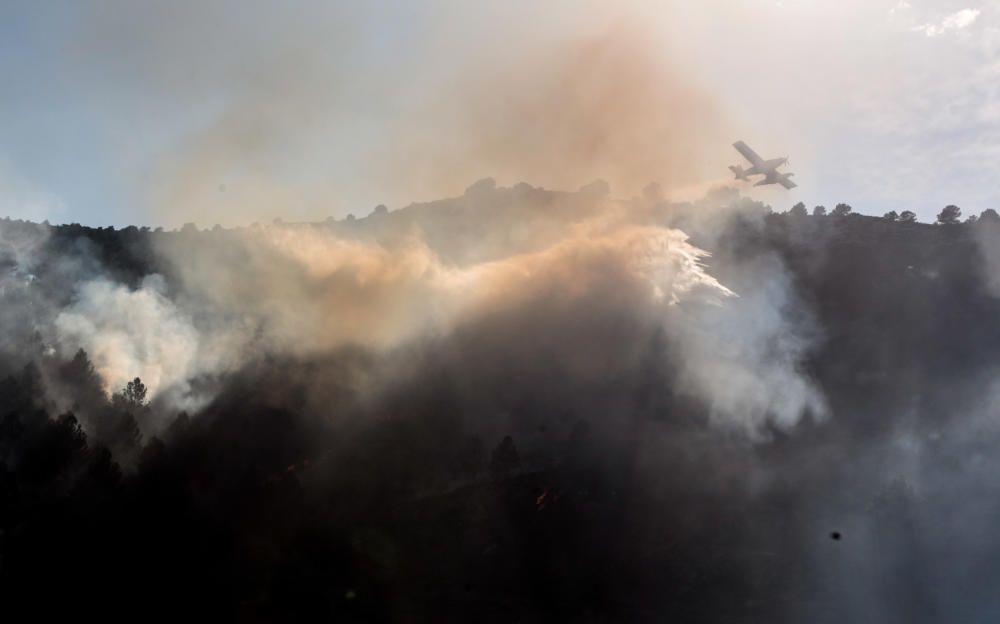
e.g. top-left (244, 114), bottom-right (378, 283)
top-left (753, 173), bottom-right (798, 189)
top-left (733, 141), bottom-right (766, 168)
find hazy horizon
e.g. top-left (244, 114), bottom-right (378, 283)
top-left (2, 1), bottom-right (999, 227)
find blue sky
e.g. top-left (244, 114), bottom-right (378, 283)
top-left (1, 0), bottom-right (999, 226)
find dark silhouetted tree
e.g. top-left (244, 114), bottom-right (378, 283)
top-left (966, 214), bottom-right (979, 224)
top-left (832, 203), bottom-right (853, 217)
top-left (62, 349), bottom-right (97, 383)
top-left (789, 202), bottom-right (807, 217)
top-left (883, 210), bottom-right (899, 221)
top-left (813, 205), bottom-right (827, 217)
top-left (113, 377), bottom-right (147, 410)
top-left (465, 177), bottom-right (497, 198)
top-left (103, 378), bottom-right (147, 462)
top-left (58, 349), bottom-right (106, 413)
top-left (980, 208), bottom-right (1000, 222)
top-left (95, 409), bottom-right (141, 463)
top-left (899, 210), bottom-right (918, 223)
top-left (937, 205), bottom-right (961, 224)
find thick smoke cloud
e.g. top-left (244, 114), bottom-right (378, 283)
top-left (3, 180), bottom-right (824, 440)
top-left (53, 276), bottom-right (201, 399)
top-left (129, 184), bottom-right (819, 435)
top-left (10, 195), bottom-right (1000, 621)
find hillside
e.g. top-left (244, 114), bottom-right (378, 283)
top-left (2, 185), bottom-right (1000, 622)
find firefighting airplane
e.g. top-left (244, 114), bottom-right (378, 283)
top-left (728, 140), bottom-right (797, 189)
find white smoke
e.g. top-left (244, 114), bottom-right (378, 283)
top-left (54, 274), bottom-right (202, 398)
top-left (668, 253), bottom-right (827, 434)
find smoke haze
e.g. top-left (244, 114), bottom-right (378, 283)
top-left (7, 3), bottom-right (1000, 622)
top-left (8, 178), bottom-right (1000, 622)
top-left (378, 27), bottom-right (732, 204)
top-left (13, 183), bottom-right (819, 438)
top-left (50, 3), bottom-right (736, 227)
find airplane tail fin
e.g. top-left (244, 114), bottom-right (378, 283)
top-left (729, 165), bottom-right (749, 181)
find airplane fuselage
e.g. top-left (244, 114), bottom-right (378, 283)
top-left (761, 157), bottom-right (787, 174)
top-left (730, 141), bottom-right (796, 189)
top-left (739, 158), bottom-right (785, 177)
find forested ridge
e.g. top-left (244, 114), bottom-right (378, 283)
top-left (3, 189), bottom-right (1000, 622)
